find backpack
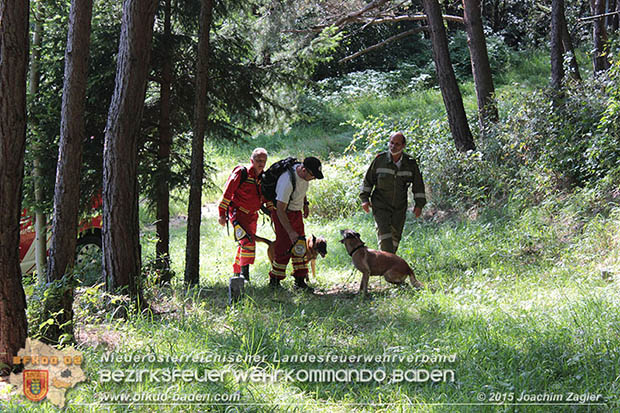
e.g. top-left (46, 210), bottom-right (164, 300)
top-left (236, 166), bottom-right (261, 196)
top-left (260, 157), bottom-right (298, 204)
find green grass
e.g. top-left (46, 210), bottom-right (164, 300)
top-left (9, 191), bottom-right (620, 412)
top-left (7, 49), bottom-right (620, 412)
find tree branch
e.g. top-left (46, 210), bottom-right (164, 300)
top-left (578, 10), bottom-right (620, 23)
top-left (357, 14), bottom-right (464, 25)
top-left (334, 0), bottom-right (391, 26)
top-left (339, 27), bottom-right (425, 63)
top-left (285, 14), bottom-right (463, 33)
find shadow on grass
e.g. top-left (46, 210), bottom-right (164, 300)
top-left (157, 282), bottom-right (620, 413)
top-left (72, 263), bottom-right (619, 412)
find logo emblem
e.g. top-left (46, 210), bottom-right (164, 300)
top-left (23, 370), bottom-right (49, 402)
top-left (292, 239), bottom-right (307, 257)
top-left (233, 221), bottom-right (247, 241)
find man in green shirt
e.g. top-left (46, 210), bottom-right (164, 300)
top-left (360, 132), bottom-right (426, 253)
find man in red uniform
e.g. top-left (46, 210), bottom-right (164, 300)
top-left (218, 148), bottom-right (268, 281)
top-left (269, 157), bottom-right (323, 291)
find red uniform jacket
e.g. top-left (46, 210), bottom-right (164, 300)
top-left (218, 165), bottom-right (263, 218)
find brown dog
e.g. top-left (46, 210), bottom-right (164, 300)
top-left (340, 229), bottom-right (423, 294)
top-left (254, 234), bottom-right (327, 278)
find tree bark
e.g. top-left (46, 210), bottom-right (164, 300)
top-left (560, 7), bottom-right (581, 82)
top-left (184, 0), bottom-right (214, 286)
top-left (423, 0), bottom-right (475, 152)
top-left (29, 4), bottom-right (47, 284)
top-left (551, 0), bottom-right (565, 91)
top-left (44, 0), bottom-right (94, 343)
top-left (103, 0), bottom-right (158, 301)
top-left (156, 0), bottom-right (173, 283)
top-left (591, 0), bottom-right (611, 72)
top-left (608, 0), bottom-right (617, 30)
top-left (0, 0), bottom-right (29, 374)
top-left (614, 0), bottom-right (620, 32)
top-left (485, 0), bottom-right (503, 33)
top-left (462, 0), bottom-right (498, 128)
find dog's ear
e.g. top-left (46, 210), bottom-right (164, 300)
top-left (354, 231), bottom-right (361, 238)
top-left (308, 234), bottom-right (315, 249)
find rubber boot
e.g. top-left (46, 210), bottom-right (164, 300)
top-left (241, 265), bottom-right (250, 282)
top-left (294, 277), bottom-right (314, 292)
top-left (269, 277), bottom-right (281, 289)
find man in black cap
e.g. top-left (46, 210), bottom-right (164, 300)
top-left (268, 156), bottom-right (323, 290)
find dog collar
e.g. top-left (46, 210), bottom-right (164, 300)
top-left (348, 243), bottom-right (365, 257)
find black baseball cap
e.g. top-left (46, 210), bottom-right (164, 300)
top-left (303, 156), bottom-right (323, 179)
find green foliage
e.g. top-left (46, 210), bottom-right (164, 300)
top-left (487, 79), bottom-right (614, 189)
top-left (312, 23), bottom-right (432, 80)
top-left (25, 276), bottom-right (76, 345)
top-left (496, 49), bottom-right (550, 88)
top-left (342, 113), bottom-right (507, 211)
top-left (480, 0), bottom-right (589, 50)
top-left (306, 156), bottom-right (366, 220)
top-left (311, 68), bottom-right (427, 104)
top-left (23, 0), bottom-right (120, 214)
top-left (448, 30), bottom-right (473, 82)
top-left (326, 57), bottom-right (618, 214)
top-left (597, 57), bottom-right (620, 180)
top-left (73, 283), bottom-right (131, 325)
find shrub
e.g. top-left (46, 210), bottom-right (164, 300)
top-left (597, 55), bottom-right (620, 179)
top-left (342, 114), bottom-right (515, 211)
top-left (338, 69), bottom-right (619, 213)
top-left (307, 155), bottom-right (366, 219)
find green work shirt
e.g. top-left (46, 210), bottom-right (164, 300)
top-left (360, 151), bottom-right (426, 211)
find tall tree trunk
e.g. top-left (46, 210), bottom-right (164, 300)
top-left (608, 0), bottom-right (617, 29)
top-left (560, 9), bottom-right (582, 82)
top-left (611, 0), bottom-right (620, 33)
top-left (423, 0), bottom-right (475, 152)
top-left (462, 0), bottom-right (498, 129)
top-left (43, 0), bottom-right (93, 344)
top-left (484, 0), bottom-right (500, 32)
top-left (29, 4), bottom-right (47, 284)
top-left (184, 0), bottom-right (214, 286)
top-left (605, 0), bottom-right (616, 31)
top-left (103, 0), bottom-right (158, 302)
top-left (0, 0), bottom-right (29, 375)
top-left (551, 0), bottom-right (565, 92)
top-left (156, 0), bottom-right (173, 283)
top-left (491, 0), bottom-right (503, 33)
top-left (591, 0), bottom-right (611, 72)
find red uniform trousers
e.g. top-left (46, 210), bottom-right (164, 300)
top-left (268, 210), bottom-right (308, 280)
top-left (230, 208), bottom-right (258, 273)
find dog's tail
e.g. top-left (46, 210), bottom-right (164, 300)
top-left (253, 234), bottom-right (273, 246)
top-left (408, 267), bottom-right (424, 289)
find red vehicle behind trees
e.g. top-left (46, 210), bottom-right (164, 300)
top-left (19, 196), bottom-right (102, 276)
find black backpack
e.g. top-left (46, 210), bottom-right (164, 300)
top-left (260, 157), bottom-right (298, 203)
top-left (237, 166), bottom-right (261, 196)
